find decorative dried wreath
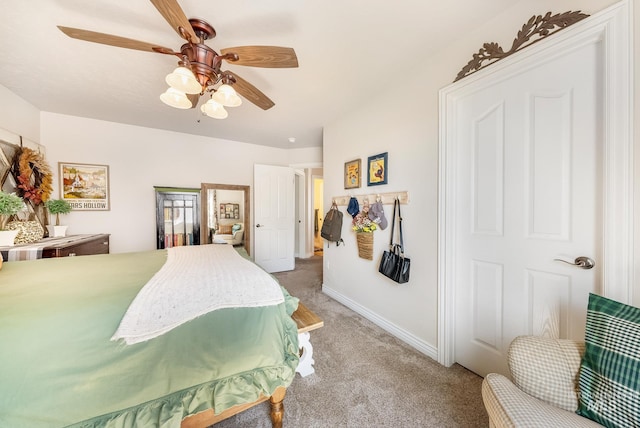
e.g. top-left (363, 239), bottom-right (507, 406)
top-left (16, 147), bottom-right (53, 205)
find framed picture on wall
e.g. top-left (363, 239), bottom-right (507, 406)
top-left (367, 152), bottom-right (388, 186)
top-left (59, 162), bottom-right (110, 210)
top-left (219, 203), bottom-right (240, 219)
top-left (344, 159), bottom-right (361, 189)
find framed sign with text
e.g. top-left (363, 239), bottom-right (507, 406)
top-left (59, 162), bottom-right (110, 211)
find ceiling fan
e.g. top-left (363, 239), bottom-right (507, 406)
top-left (57, 0), bottom-right (298, 119)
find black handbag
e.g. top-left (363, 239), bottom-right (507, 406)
top-left (378, 198), bottom-right (410, 283)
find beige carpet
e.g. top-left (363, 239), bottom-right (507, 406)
top-left (215, 256), bottom-right (488, 427)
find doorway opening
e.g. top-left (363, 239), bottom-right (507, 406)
top-left (313, 176), bottom-right (324, 255)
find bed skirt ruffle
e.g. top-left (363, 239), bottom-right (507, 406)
top-left (70, 315), bottom-right (299, 428)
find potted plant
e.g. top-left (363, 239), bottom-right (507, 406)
top-left (45, 198), bottom-right (72, 237)
top-left (0, 191), bottom-right (24, 246)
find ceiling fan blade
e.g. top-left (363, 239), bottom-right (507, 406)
top-left (57, 26), bottom-right (175, 54)
top-left (149, 0), bottom-right (198, 43)
top-left (220, 46), bottom-right (298, 68)
top-left (223, 71), bottom-right (275, 110)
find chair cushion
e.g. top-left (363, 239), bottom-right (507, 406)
top-left (232, 223), bottom-right (242, 233)
top-left (218, 224), bottom-right (233, 234)
top-left (508, 336), bottom-right (584, 411)
top-left (576, 293), bottom-right (640, 427)
top-left (482, 373), bottom-right (602, 428)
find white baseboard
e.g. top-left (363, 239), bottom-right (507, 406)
top-left (322, 284), bottom-right (438, 361)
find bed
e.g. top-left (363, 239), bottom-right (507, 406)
top-left (0, 245), bottom-right (300, 428)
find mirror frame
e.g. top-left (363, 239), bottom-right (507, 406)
top-left (200, 183), bottom-right (251, 255)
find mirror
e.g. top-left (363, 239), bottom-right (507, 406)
top-left (200, 183), bottom-right (251, 254)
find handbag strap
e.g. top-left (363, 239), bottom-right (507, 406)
top-left (388, 198), bottom-right (398, 248)
top-left (387, 198), bottom-right (405, 253)
top-left (396, 198), bottom-right (404, 254)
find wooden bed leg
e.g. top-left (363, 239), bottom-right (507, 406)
top-left (269, 387), bottom-right (286, 428)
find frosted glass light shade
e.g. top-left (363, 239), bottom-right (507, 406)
top-left (200, 98), bottom-right (228, 119)
top-left (165, 66), bottom-right (202, 94)
top-left (160, 88), bottom-right (192, 109)
top-left (212, 84), bottom-right (242, 107)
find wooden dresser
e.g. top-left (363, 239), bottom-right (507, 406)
top-left (41, 234), bottom-right (110, 258)
top-left (0, 234), bottom-right (110, 262)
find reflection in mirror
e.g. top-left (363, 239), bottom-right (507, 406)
top-left (200, 183), bottom-right (251, 255)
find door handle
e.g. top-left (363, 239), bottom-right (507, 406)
top-left (554, 256), bottom-right (595, 270)
top-left (256, 224), bottom-right (263, 228)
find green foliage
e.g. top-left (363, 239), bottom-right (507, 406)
top-left (45, 199), bottom-right (72, 215)
top-left (0, 192), bottom-right (24, 216)
top-left (45, 199), bottom-right (72, 226)
top-left (0, 191), bottom-right (24, 230)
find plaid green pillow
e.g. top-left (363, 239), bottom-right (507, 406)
top-left (577, 293), bottom-right (640, 427)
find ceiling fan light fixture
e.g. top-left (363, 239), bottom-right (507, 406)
top-left (165, 66), bottom-right (202, 94)
top-left (200, 98), bottom-right (228, 119)
top-left (57, 7), bottom-right (299, 115)
top-left (212, 84), bottom-right (242, 107)
top-left (160, 87), bottom-right (192, 109)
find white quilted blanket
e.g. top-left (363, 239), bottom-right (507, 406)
top-left (111, 244), bottom-right (284, 345)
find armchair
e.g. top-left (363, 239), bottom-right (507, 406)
top-left (482, 336), bottom-right (602, 427)
top-left (213, 223), bottom-right (244, 246)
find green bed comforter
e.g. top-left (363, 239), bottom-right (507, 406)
top-left (0, 249), bottom-right (299, 427)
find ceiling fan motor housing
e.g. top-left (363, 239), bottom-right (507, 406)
top-left (180, 43), bottom-right (222, 89)
top-left (188, 18), bottom-right (216, 41)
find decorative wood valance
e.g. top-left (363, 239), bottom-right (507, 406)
top-left (454, 11), bottom-right (589, 82)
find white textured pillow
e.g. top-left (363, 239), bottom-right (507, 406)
top-left (508, 335), bottom-right (585, 411)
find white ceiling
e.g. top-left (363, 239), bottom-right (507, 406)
top-left (0, 0), bottom-right (515, 149)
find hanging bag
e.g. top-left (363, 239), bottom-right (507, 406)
top-left (378, 198), bottom-right (410, 283)
top-left (321, 201), bottom-right (344, 246)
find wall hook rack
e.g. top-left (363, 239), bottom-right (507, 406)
top-left (332, 191), bottom-right (409, 206)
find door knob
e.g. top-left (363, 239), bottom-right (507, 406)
top-left (256, 224), bottom-right (263, 228)
top-left (554, 256), bottom-right (595, 270)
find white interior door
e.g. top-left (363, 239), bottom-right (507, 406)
top-left (294, 172), bottom-right (305, 257)
top-left (254, 164), bottom-right (295, 273)
top-left (455, 43), bottom-right (601, 376)
top-left (438, 2), bottom-right (633, 377)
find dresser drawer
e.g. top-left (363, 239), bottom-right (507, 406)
top-left (41, 234), bottom-right (110, 258)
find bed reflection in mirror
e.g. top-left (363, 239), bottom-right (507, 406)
top-left (201, 183), bottom-right (250, 254)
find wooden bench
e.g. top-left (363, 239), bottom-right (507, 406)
top-left (291, 302), bottom-right (323, 377)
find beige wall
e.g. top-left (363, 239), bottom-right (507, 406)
top-left (322, 0), bottom-right (635, 361)
top-left (0, 83), bottom-right (322, 254)
top-left (0, 85), bottom-right (40, 149)
top-left (38, 112), bottom-right (322, 254)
